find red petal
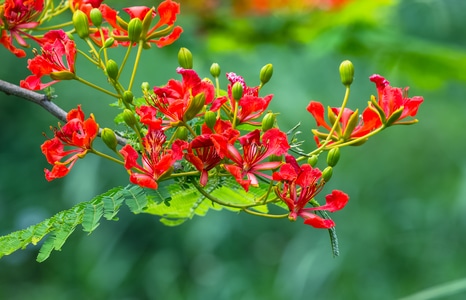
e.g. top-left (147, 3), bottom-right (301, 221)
top-left (307, 101), bottom-right (332, 130)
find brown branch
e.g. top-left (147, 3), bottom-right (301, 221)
top-left (0, 79), bottom-right (127, 146)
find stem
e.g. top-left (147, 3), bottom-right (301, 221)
top-left (74, 76), bottom-right (120, 98)
top-left (192, 179), bottom-right (276, 209)
top-left (118, 45), bottom-right (133, 80)
top-left (90, 149), bottom-right (125, 165)
top-left (36, 21), bottom-right (74, 31)
top-left (128, 40), bottom-right (144, 91)
top-left (243, 209), bottom-right (288, 219)
top-left (0, 79), bottom-right (127, 146)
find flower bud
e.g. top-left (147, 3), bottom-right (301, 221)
top-left (103, 37), bottom-right (115, 48)
top-left (322, 166), bottom-right (333, 182)
top-left (326, 148), bottom-right (340, 167)
top-left (141, 82), bottom-right (150, 93)
top-left (50, 71), bottom-right (75, 80)
top-left (261, 112), bottom-right (276, 132)
top-left (90, 8), bottom-right (102, 27)
top-left (232, 82), bottom-right (243, 101)
top-left (339, 60), bottom-right (354, 87)
top-left (174, 126), bottom-right (188, 141)
top-left (307, 155), bottom-right (318, 167)
top-left (260, 63), bottom-right (273, 85)
top-left (210, 63), bottom-right (221, 78)
top-left (106, 59), bottom-right (119, 80)
top-left (72, 10), bottom-right (89, 39)
top-left (268, 154), bottom-right (283, 162)
top-left (123, 109), bottom-right (137, 128)
top-left (101, 128), bottom-right (118, 151)
top-left (128, 18), bottom-right (143, 43)
top-left (204, 111), bottom-right (217, 130)
top-left (178, 47), bottom-right (193, 69)
top-left (184, 93), bottom-right (206, 122)
top-left (122, 90), bottom-right (134, 105)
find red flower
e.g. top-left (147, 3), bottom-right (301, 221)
top-left (369, 74), bottom-right (424, 125)
top-left (0, 0), bottom-right (44, 57)
top-left (41, 105), bottom-right (99, 181)
top-left (307, 101), bottom-right (381, 145)
top-left (100, 0), bottom-right (183, 47)
top-left (273, 155), bottom-right (349, 228)
top-left (149, 67), bottom-right (215, 127)
top-left (212, 72), bottom-right (273, 125)
top-left (183, 119), bottom-right (239, 186)
top-left (20, 30), bottom-right (77, 90)
top-left (120, 129), bottom-right (183, 189)
top-left (214, 128), bottom-right (290, 191)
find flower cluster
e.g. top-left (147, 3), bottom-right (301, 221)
top-left (2, 0), bottom-right (424, 233)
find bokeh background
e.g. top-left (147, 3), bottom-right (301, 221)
top-left (1, 0), bottom-right (466, 299)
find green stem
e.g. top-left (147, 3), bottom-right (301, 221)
top-left (243, 209), bottom-right (288, 219)
top-left (127, 40), bottom-right (144, 91)
top-left (36, 21), bottom-right (74, 31)
top-left (118, 44), bottom-right (133, 80)
top-left (192, 179), bottom-right (278, 210)
top-left (74, 76), bottom-right (120, 98)
top-left (90, 149), bottom-right (125, 165)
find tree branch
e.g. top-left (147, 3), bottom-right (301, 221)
top-left (0, 79), bottom-right (127, 146)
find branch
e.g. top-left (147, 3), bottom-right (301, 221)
top-left (0, 79), bottom-right (127, 146)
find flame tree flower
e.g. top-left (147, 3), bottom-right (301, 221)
top-left (211, 72), bottom-right (273, 125)
top-left (0, 0), bottom-right (44, 57)
top-left (369, 74), bottom-right (424, 126)
top-left (273, 155), bottom-right (349, 228)
top-left (99, 0), bottom-right (183, 47)
top-left (148, 67), bottom-right (215, 127)
top-left (213, 128), bottom-right (290, 191)
top-left (307, 101), bottom-right (381, 145)
top-left (119, 111), bottom-right (185, 189)
top-left (20, 30), bottom-right (77, 90)
top-left (41, 105), bottom-right (99, 181)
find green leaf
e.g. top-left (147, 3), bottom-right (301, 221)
top-left (123, 185), bottom-right (148, 214)
top-left (82, 201), bottom-right (104, 233)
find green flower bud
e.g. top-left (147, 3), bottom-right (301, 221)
top-left (339, 60), bottom-right (354, 87)
top-left (210, 63), bottom-right (221, 78)
top-left (103, 37), bottom-right (115, 48)
top-left (307, 155), bottom-right (318, 167)
top-left (232, 82), bottom-right (243, 101)
top-left (268, 154), bottom-right (283, 162)
top-left (261, 112), bottom-right (276, 132)
top-left (141, 82), bottom-right (150, 93)
top-left (101, 128), bottom-right (118, 151)
top-left (90, 8), bottom-right (102, 27)
top-left (174, 126), bottom-right (188, 141)
top-left (184, 93), bottom-right (206, 122)
top-left (123, 109), bottom-right (137, 128)
top-left (178, 47), bottom-right (193, 69)
top-left (204, 111), bottom-right (217, 130)
top-left (106, 59), bottom-right (119, 80)
top-left (326, 148), bottom-right (340, 167)
top-left (122, 90), bottom-right (134, 105)
top-left (50, 71), bottom-right (75, 80)
top-left (322, 166), bottom-right (333, 182)
top-left (128, 18), bottom-right (143, 43)
top-left (72, 10), bottom-right (89, 39)
top-left (260, 63), bottom-right (273, 85)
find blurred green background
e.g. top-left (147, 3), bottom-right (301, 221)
top-left (1, 0), bottom-right (466, 299)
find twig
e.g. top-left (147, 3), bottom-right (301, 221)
top-left (0, 79), bottom-right (127, 146)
